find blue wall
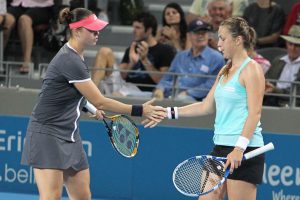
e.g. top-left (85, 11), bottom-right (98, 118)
top-left (0, 115), bottom-right (299, 199)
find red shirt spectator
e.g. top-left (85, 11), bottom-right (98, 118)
top-left (283, 3), bottom-right (300, 35)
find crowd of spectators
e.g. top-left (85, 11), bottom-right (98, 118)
top-left (0, 0), bottom-right (299, 106)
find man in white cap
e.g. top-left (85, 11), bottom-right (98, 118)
top-left (264, 25), bottom-right (300, 107)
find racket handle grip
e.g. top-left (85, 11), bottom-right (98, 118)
top-left (84, 101), bottom-right (97, 115)
top-left (243, 142), bottom-right (274, 160)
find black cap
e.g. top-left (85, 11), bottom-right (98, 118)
top-left (188, 19), bottom-right (212, 32)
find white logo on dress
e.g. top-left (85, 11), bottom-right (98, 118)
top-left (224, 86), bottom-right (235, 92)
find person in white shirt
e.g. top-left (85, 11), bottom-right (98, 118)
top-left (264, 25), bottom-right (300, 107)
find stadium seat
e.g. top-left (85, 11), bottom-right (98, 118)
top-left (257, 47), bottom-right (287, 63)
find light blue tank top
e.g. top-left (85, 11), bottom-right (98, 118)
top-left (213, 57), bottom-right (264, 147)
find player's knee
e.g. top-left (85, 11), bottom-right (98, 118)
top-left (40, 190), bottom-right (62, 200)
top-left (73, 189), bottom-right (91, 200)
top-left (83, 190), bottom-right (92, 200)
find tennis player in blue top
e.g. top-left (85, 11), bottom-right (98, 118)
top-left (144, 16), bottom-right (265, 200)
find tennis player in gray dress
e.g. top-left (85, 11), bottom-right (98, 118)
top-left (21, 7), bottom-right (166, 200)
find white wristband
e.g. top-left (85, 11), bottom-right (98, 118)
top-left (167, 107), bottom-right (179, 119)
top-left (167, 107), bottom-right (172, 119)
top-left (84, 101), bottom-right (97, 115)
top-left (235, 136), bottom-right (249, 150)
top-left (174, 107), bottom-right (179, 119)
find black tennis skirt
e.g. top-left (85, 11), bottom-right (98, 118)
top-left (210, 145), bottom-right (265, 185)
top-left (21, 131), bottom-right (89, 171)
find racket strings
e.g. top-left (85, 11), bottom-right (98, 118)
top-left (174, 157), bottom-right (225, 195)
top-left (111, 117), bottom-right (138, 156)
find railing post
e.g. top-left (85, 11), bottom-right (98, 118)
top-left (0, 0), bottom-right (5, 74)
top-left (171, 73), bottom-right (178, 99)
top-left (289, 82), bottom-right (296, 108)
top-left (84, 0), bottom-right (88, 9)
top-left (5, 62), bottom-right (10, 87)
top-left (0, 27), bottom-right (3, 74)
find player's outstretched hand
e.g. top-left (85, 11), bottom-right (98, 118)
top-left (141, 118), bottom-right (161, 128)
top-left (142, 98), bottom-right (166, 124)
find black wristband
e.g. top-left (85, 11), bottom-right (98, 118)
top-left (131, 105), bottom-right (143, 117)
top-left (171, 107), bottom-right (175, 119)
top-left (167, 107), bottom-right (178, 119)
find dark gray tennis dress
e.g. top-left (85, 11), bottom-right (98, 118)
top-left (21, 43), bottom-right (90, 171)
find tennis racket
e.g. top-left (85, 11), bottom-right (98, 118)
top-left (173, 142), bottom-right (274, 197)
top-left (102, 115), bottom-right (139, 158)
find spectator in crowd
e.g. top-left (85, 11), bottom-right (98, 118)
top-left (283, 2), bottom-right (300, 35)
top-left (156, 2), bottom-right (191, 51)
top-left (247, 31), bottom-right (271, 74)
top-left (187, 0), bottom-right (231, 50)
top-left (153, 19), bottom-right (225, 101)
top-left (92, 12), bottom-right (175, 96)
top-left (41, 0), bottom-right (109, 53)
top-left (4, 0), bottom-right (54, 73)
top-left (0, 2), bottom-right (15, 52)
top-left (243, 0), bottom-right (285, 49)
top-left (264, 25), bottom-right (300, 107)
top-left (119, 0), bottom-right (144, 25)
top-left (230, 0), bottom-right (256, 16)
top-left (187, 0), bottom-right (254, 20)
top-left (187, 0), bottom-right (231, 31)
top-left (248, 46), bottom-right (271, 74)
top-left (69, 0), bottom-right (109, 22)
top-left (186, 0), bottom-right (210, 23)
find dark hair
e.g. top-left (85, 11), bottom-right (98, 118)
top-left (59, 7), bottom-right (93, 26)
top-left (133, 12), bottom-right (157, 36)
top-left (162, 2), bottom-right (187, 49)
top-left (219, 17), bottom-right (257, 77)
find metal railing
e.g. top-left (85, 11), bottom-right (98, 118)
top-left (0, 27), bottom-right (4, 73)
top-left (0, 61), bottom-right (299, 108)
top-left (0, 61), bottom-right (35, 87)
top-left (263, 78), bottom-right (300, 108)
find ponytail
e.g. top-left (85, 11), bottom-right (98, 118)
top-left (59, 7), bottom-right (72, 25)
top-left (219, 61), bottom-right (232, 79)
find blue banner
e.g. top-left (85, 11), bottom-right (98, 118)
top-left (0, 115), bottom-right (299, 199)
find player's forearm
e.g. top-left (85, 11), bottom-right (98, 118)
top-left (240, 111), bottom-right (262, 140)
top-left (177, 101), bottom-right (213, 117)
top-left (76, 81), bottom-right (132, 115)
top-left (95, 97), bottom-right (132, 115)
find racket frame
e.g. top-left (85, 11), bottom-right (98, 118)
top-left (173, 155), bottom-right (230, 197)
